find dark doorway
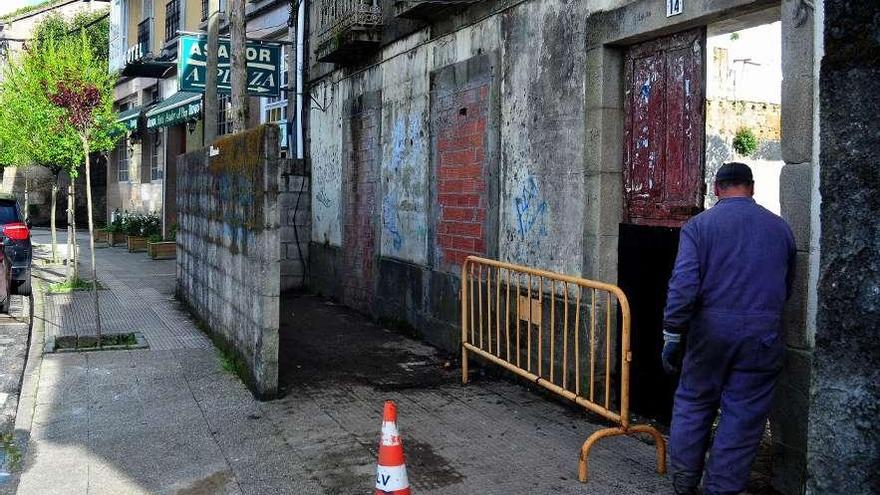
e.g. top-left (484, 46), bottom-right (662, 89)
top-left (618, 28), bottom-right (706, 421)
top-left (619, 224), bottom-right (681, 421)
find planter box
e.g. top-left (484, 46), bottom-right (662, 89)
top-left (109, 231), bottom-right (126, 246)
top-left (95, 229), bottom-right (109, 243)
top-left (127, 235), bottom-right (149, 252)
top-left (148, 241), bottom-right (176, 260)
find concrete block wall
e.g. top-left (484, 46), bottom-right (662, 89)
top-left (176, 125), bottom-right (281, 397)
top-left (279, 159), bottom-right (310, 291)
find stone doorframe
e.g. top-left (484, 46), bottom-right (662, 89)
top-left (581, 1), bottom-right (820, 494)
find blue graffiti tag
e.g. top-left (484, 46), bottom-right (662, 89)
top-left (514, 176), bottom-right (548, 239)
top-left (382, 193), bottom-right (403, 251)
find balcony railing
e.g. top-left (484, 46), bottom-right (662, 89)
top-left (165, 0), bottom-right (181, 42)
top-left (137, 18), bottom-right (152, 54)
top-left (315, 0), bottom-right (382, 63)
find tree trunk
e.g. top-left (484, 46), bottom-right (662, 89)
top-left (71, 181), bottom-right (78, 280)
top-left (66, 183), bottom-right (73, 279)
top-left (50, 182), bottom-right (58, 263)
top-left (81, 139), bottom-right (102, 343)
top-left (230, 0), bottom-right (248, 133)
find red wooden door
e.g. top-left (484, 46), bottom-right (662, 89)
top-left (623, 28), bottom-right (705, 227)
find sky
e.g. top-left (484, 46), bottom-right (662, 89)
top-left (0, 0), bottom-right (48, 17)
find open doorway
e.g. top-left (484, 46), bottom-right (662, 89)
top-left (705, 21), bottom-right (783, 213)
top-left (620, 13), bottom-right (783, 423)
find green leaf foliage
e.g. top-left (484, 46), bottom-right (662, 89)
top-left (0, 14), bottom-right (120, 177)
top-left (732, 127), bottom-right (759, 157)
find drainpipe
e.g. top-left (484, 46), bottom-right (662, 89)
top-left (295, 0), bottom-right (305, 160)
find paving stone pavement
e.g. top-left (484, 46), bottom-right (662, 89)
top-left (16, 229), bottom-right (674, 494)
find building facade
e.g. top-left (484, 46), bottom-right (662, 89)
top-left (107, 0), bottom-right (291, 234)
top-left (303, 0), bottom-right (822, 493)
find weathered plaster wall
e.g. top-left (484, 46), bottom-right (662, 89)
top-left (379, 47), bottom-right (430, 264)
top-left (807, 0), bottom-right (880, 492)
top-left (307, 0), bottom-right (594, 351)
top-left (498, 0), bottom-right (588, 274)
top-left (176, 125), bottom-right (281, 397)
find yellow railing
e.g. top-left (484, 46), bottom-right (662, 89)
top-left (460, 256), bottom-right (666, 482)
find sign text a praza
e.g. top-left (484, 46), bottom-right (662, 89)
top-left (178, 34), bottom-right (282, 97)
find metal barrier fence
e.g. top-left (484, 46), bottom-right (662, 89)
top-left (460, 256), bottom-right (666, 482)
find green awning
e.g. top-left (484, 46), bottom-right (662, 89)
top-left (116, 106), bottom-right (143, 131)
top-left (145, 91), bottom-right (202, 129)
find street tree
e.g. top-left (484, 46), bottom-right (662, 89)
top-left (34, 10), bottom-right (111, 267)
top-left (44, 33), bottom-right (119, 341)
top-left (0, 41), bottom-right (84, 268)
top-left (0, 9), bottom-right (111, 267)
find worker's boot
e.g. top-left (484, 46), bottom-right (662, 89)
top-left (672, 470), bottom-right (701, 495)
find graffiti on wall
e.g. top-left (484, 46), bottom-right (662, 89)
top-left (514, 175), bottom-right (547, 239)
top-left (310, 82), bottom-right (343, 245)
top-left (505, 173), bottom-right (549, 267)
top-left (380, 108), bottom-right (428, 263)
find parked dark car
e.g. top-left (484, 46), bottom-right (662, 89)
top-left (0, 194), bottom-right (31, 310)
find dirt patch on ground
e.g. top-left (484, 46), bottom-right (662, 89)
top-left (278, 295), bottom-right (457, 394)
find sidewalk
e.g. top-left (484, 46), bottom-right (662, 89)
top-left (17, 230), bottom-right (321, 495)
top-left (15, 229), bottom-right (672, 494)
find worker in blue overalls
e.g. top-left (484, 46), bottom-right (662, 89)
top-left (662, 162), bottom-right (796, 495)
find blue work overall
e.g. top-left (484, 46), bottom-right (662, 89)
top-left (664, 197), bottom-right (795, 495)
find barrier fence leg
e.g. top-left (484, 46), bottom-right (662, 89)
top-left (578, 425), bottom-right (667, 483)
top-left (578, 427), bottom-right (625, 482)
top-left (462, 346), bottom-right (469, 384)
top-left (627, 424), bottom-right (667, 475)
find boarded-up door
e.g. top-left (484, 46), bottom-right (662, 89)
top-left (623, 28), bottom-right (705, 227)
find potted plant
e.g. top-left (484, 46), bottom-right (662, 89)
top-left (106, 211), bottom-right (125, 246)
top-left (124, 212), bottom-right (149, 252)
top-left (94, 224), bottom-right (108, 243)
top-left (147, 225), bottom-right (176, 260)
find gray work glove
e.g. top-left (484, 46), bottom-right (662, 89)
top-left (661, 330), bottom-right (683, 375)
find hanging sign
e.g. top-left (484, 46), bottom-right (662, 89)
top-left (177, 34), bottom-right (282, 97)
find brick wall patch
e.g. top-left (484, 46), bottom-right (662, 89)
top-left (435, 83), bottom-right (490, 270)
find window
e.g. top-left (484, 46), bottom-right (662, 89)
top-left (137, 18), bottom-right (151, 52)
top-left (217, 93), bottom-right (233, 136)
top-left (149, 85), bottom-right (159, 104)
top-left (262, 46), bottom-right (289, 148)
top-left (116, 138), bottom-right (130, 182)
top-left (150, 132), bottom-right (163, 181)
top-left (165, 0), bottom-right (180, 42)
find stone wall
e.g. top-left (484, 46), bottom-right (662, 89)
top-left (808, 1), bottom-right (880, 492)
top-left (176, 125), bottom-right (281, 397)
top-left (704, 98), bottom-right (783, 212)
top-left (1, 158), bottom-right (107, 227)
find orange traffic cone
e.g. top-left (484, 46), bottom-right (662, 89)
top-left (375, 401), bottom-right (411, 495)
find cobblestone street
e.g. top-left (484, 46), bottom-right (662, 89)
top-left (9, 230), bottom-right (673, 494)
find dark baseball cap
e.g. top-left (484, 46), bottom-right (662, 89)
top-left (715, 162), bottom-right (753, 182)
